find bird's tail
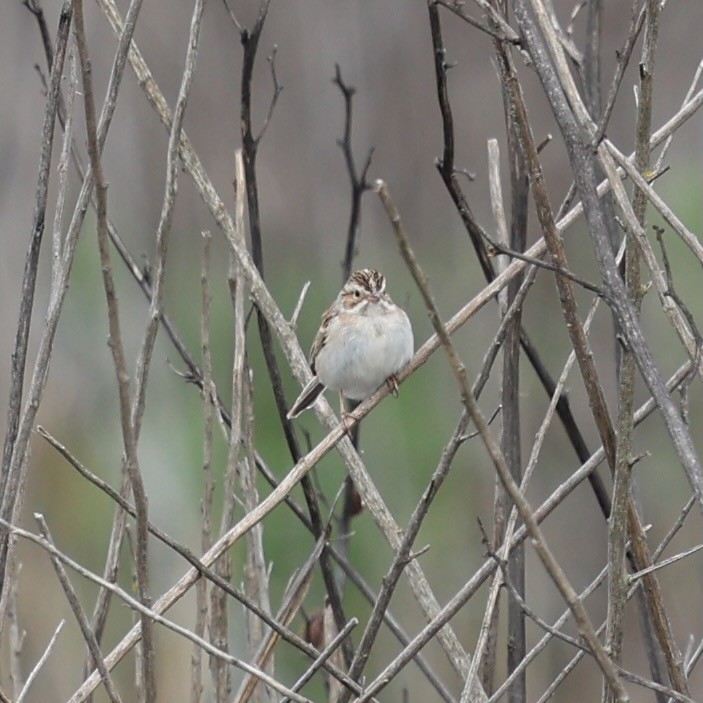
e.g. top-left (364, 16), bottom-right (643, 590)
top-left (287, 377), bottom-right (325, 418)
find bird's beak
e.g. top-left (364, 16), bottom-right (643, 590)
top-left (367, 294), bottom-right (379, 303)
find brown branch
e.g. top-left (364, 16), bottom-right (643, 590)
top-left (72, 2), bottom-right (154, 698)
top-left (515, 3), bottom-right (695, 698)
top-left (426, 0), bottom-right (614, 532)
top-left (35, 426), bottom-right (363, 697)
top-left (340, 358), bottom-right (694, 701)
top-left (191, 231), bottom-right (214, 703)
top-left (333, 64), bottom-right (374, 281)
top-left (497, 34), bottom-right (527, 694)
top-left (516, 0), bottom-right (703, 513)
top-left (2, 518), bottom-right (315, 703)
top-left (0, 0), bottom-right (72, 623)
top-left (234, 6), bottom-right (354, 667)
top-left (35, 516), bottom-right (123, 703)
top-left (606, 3), bottom-right (660, 700)
top-left (375, 179), bottom-right (628, 703)
top-left (435, 0), bottom-right (520, 44)
top-left (592, 1), bottom-right (647, 145)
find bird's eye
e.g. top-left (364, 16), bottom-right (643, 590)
top-left (353, 290), bottom-right (361, 298)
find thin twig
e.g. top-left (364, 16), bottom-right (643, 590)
top-left (7, 556), bottom-right (24, 700)
top-left (35, 516), bottom-right (123, 703)
top-left (289, 281), bottom-right (311, 329)
top-left (480, 230), bottom-right (606, 296)
top-left (131, 0), bottom-right (204, 437)
top-left (517, 0), bottom-right (703, 522)
top-left (333, 64), bottom-right (374, 282)
top-left (332, 61), bottom-right (375, 614)
top-left (192, 230), bottom-right (214, 703)
top-left (605, 143), bottom-right (703, 266)
top-left (435, 0), bottom-right (520, 43)
top-left (654, 58), bottom-right (703, 173)
top-left (606, 4), bottom-right (660, 700)
top-left (600, 144), bottom-right (702, 364)
top-left (283, 618), bottom-right (359, 703)
top-left (15, 619), bottom-right (65, 703)
top-left (51, 46), bottom-right (77, 286)
top-left (255, 45), bottom-right (283, 144)
top-left (1, 519), bottom-right (314, 703)
top-left (593, 1), bottom-right (647, 145)
top-left (239, 377), bottom-right (274, 701)
top-left (629, 544), bottom-right (703, 583)
top-left (0, 0), bottom-right (73, 628)
top-left (491, 24), bottom-right (531, 699)
top-left (73, 1), bottom-right (155, 697)
top-left (375, 179), bottom-right (628, 703)
top-left (233, 533), bottom-right (326, 703)
top-left (346, 358), bottom-right (694, 702)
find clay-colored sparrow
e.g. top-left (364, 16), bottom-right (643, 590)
top-left (288, 268), bottom-right (414, 419)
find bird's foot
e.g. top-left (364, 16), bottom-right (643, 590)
top-left (386, 374), bottom-right (400, 397)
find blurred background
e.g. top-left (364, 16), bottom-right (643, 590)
top-left (2, 0), bottom-right (703, 701)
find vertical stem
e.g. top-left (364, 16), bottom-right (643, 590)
top-left (238, 6), bottom-right (353, 669)
top-left (0, 0), bottom-right (72, 629)
top-left (499, 18), bottom-right (529, 701)
top-left (582, 0), bottom-right (622, 370)
top-left (583, 0), bottom-right (602, 115)
top-left (73, 1), bottom-right (154, 699)
top-left (607, 4), bottom-right (664, 702)
top-left (192, 231), bottom-right (214, 703)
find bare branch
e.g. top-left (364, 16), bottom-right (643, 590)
top-left (15, 619), bottom-right (65, 703)
top-left (333, 63), bottom-right (374, 281)
top-left (435, 0), bottom-right (520, 44)
top-left (192, 230), bottom-right (214, 703)
top-left (515, 0), bottom-right (703, 525)
top-left (35, 515), bottom-right (123, 703)
top-left (11, 4), bottom-right (703, 703)
top-left (0, 0), bottom-right (73, 626)
top-left (1, 519), bottom-right (314, 703)
top-left (283, 618), bottom-right (358, 703)
top-left (233, 535), bottom-right (326, 703)
top-left (374, 179), bottom-right (628, 703)
top-left (255, 45), bottom-right (283, 144)
top-left (289, 281), bottom-right (311, 329)
top-left (73, 0), bottom-right (155, 696)
top-left (7, 557), bottom-right (24, 700)
top-left (33, 426), bottom-right (352, 689)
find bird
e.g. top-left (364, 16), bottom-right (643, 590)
top-left (287, 268), bottom-right (414, 421)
